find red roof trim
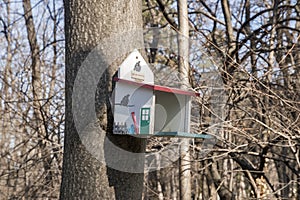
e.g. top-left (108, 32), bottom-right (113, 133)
top-left (114, 77), bottom-right (199, 97)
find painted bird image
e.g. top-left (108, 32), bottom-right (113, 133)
top-left (134, 61), bottom-right (141, 72)
top-left (120, 94), bottom-right (130, 106)
top-left (115, 94), bottom-right (134, 107)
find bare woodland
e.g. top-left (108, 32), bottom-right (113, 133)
top-left (0, 0), bottom-right (299, 199)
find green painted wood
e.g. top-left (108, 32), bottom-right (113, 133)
top-left (140, 108), bottom-right (151, 134)
top-left (153, 132), bottom-right (212, 138)
top-left (130, 132), bottom-right (212, 138)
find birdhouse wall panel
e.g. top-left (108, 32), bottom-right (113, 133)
top-left (154, 91), bottom-right (190, 133)
top-left (113, 82), bottom-right (154, 135)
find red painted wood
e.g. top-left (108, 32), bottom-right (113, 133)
top-left (113, 77), bottom-right (199, 97)
top-left (131, 112), bottom-right (139, 134)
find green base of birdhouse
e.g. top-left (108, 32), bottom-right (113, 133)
top-left (126, 132), bottom-right (212, 139)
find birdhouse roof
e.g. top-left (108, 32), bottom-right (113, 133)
top-left (115, 49), bottom-right (199, 97)
top-left (114, 77), bottom-right (199, 97)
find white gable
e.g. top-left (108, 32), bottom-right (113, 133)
top-left (118, 49), bottom-right (154, 84)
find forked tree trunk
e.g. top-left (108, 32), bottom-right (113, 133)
top-left (60, 0), bottom-right (145, 199)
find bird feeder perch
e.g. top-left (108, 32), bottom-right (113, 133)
top-left (112, 49), bottom-right (211, 139)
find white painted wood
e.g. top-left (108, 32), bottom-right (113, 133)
top-left (113, 49), bottom-right (193, 137)
top-left (113, 82), bottom-right (154, 135)
top-left (118, 49), bottom-right (154, 84)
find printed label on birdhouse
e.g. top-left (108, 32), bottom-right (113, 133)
top-left (131, 71), bottom-right (145, 82)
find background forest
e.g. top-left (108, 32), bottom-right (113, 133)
top-left (0, 0), bottom-right (299, 199)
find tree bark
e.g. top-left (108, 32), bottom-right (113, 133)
top-left (22, 0), bottom-right (55, 191)
top-left (209, 161), bottom-right (232, 199)
top-left (60, 0), bottom-right (145, 199)
top-left (177, 0), bottom-right (192, 200)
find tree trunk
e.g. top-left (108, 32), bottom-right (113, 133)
top-left (177, 0), bottom-right (192, 200)
top-left (60, 0), bottom-right (145, 199)
top-left (23, 0), bottom-right (55, 192)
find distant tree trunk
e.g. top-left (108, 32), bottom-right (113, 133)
top-left (177, 0), bottom-right (191, 200)
top-left (22, 0), bottom-right (43, 132)
top-left (209, 161), bottom-right (232, 199)
top-left (22, 0), bottom-right (54, 192)
top-left (60, 0), bottom-right (145, 199)
top-left (2, 1), bottom-right (12, 197)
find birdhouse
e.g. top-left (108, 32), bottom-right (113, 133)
top-left (112, 49), bottom-right (210, 139)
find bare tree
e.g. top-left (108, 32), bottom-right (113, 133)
top-left (0, 0), bottom-right (64, 198)
top-left (142, 0), bottom-right (300, 199)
